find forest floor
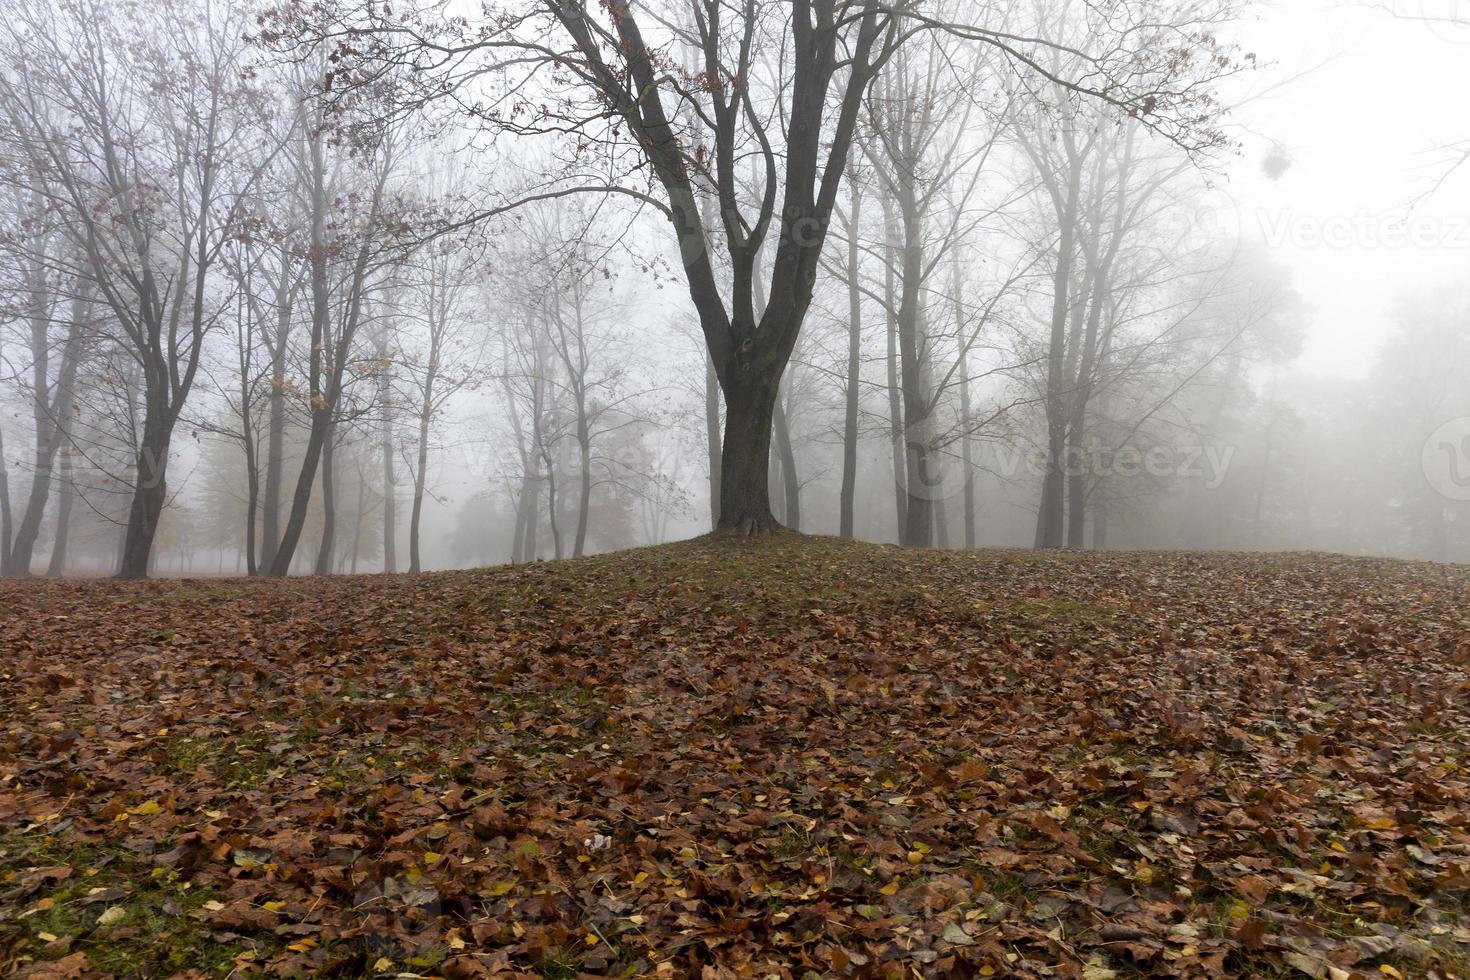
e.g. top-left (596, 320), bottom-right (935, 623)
top-left (2, 537), bottom-right (1469, 980)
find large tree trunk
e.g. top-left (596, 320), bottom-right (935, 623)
top-left (839, 184), bottom-right (863, 539)
top-left (117, 407), bottom-right (171, 580)
top-left (716, 369), bottom-right (781, 537)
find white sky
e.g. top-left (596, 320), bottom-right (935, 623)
top-left (1224, 0), bottom-right (1470, 377)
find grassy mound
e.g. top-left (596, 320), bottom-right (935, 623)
top-left (2, 538), bottom-right (1469, 977)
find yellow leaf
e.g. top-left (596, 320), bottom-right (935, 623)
top-left (485, 880), bottom-right (516, 896)
top-left (585, 932), bottom-right (599, 946)
top-left (37, 932), bottom-right (59, 943)
top-left (1380, 968), bottom-right (1404, 979)
top-left (263, 900), bottom-right (286, 912)
top-left (128, 800), bottom-right (163, 816)
top-left (287, 939), bottom-right (318, 953)
top-left (423, 852), bottom-right (443, 866)
top-left (372, 957), bottom-right (393, 973)
top-left (880, 880), bottom-right (900, 896)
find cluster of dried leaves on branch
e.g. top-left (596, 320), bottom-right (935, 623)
top-left (2, 538), bottom-right (1469, 979)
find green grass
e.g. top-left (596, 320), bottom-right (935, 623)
top-left (0, 840), bottom-right (248, 977)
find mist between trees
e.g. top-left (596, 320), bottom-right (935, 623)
top-left (0, 0), bottom-right (1466, 579)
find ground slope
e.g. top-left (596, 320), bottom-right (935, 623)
top-left (2, 539), bottom-right (1469, 979)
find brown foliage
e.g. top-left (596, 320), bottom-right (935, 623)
top-left (2, 538), bottom-right (1469, 977)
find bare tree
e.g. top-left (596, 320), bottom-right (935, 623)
top-left (267, 101), bottom-right (407, 576)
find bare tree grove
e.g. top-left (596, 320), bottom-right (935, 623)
top-left (0, 0), bottom-right (1465, 577)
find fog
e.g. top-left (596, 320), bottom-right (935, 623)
top-left (2, 0), bottom-right (1468, 579)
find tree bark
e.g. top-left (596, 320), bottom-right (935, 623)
top-left (350, 467), bottom-right (365, 574)
top-left (512, 477), bottom-right (535, 563)
top-left (897, 223), bottom-right (933, 549)
top-left (5, 268), bottom-right (85, 575)
top-left (409, 391), bottom-right (432, 573)
top-left (0, 420), bottom-right (12, 570)
top-left (258, 251), bottom-right (293, 574)
top-left (717, 369), bottom-right (781, 537)
top-left (117, 405), bottom-right (171, 580)
top-left (380, 331), bottom-right (397, 573)
top-left (704, 352), bottom-right (722, 529)
top-left (45, 444), bottom-right (74, 577)
top-left (1091, 497), bottom-right (1108, 551)
top-left (268, 129), bottom-right (389, 577)
top-left (840, 182), bottom-right (863, 539)
top-left (883, 200), bottom-right (908, 541)
top-left (573, 425), bottom-right (591, 558)
top-left (1029, 129), bottom-right (1086, 551)
top-left (543, 464), bottom-right (562, 560)
top-left (772, 379), bottom-right (800, 532)
top-left (314, 420), bottom-right (337, 575)
top-left (947, 249), bottom-right (977, 550)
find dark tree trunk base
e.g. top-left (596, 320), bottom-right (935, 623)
top-left (708, 518), bottom-right (799, 542)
